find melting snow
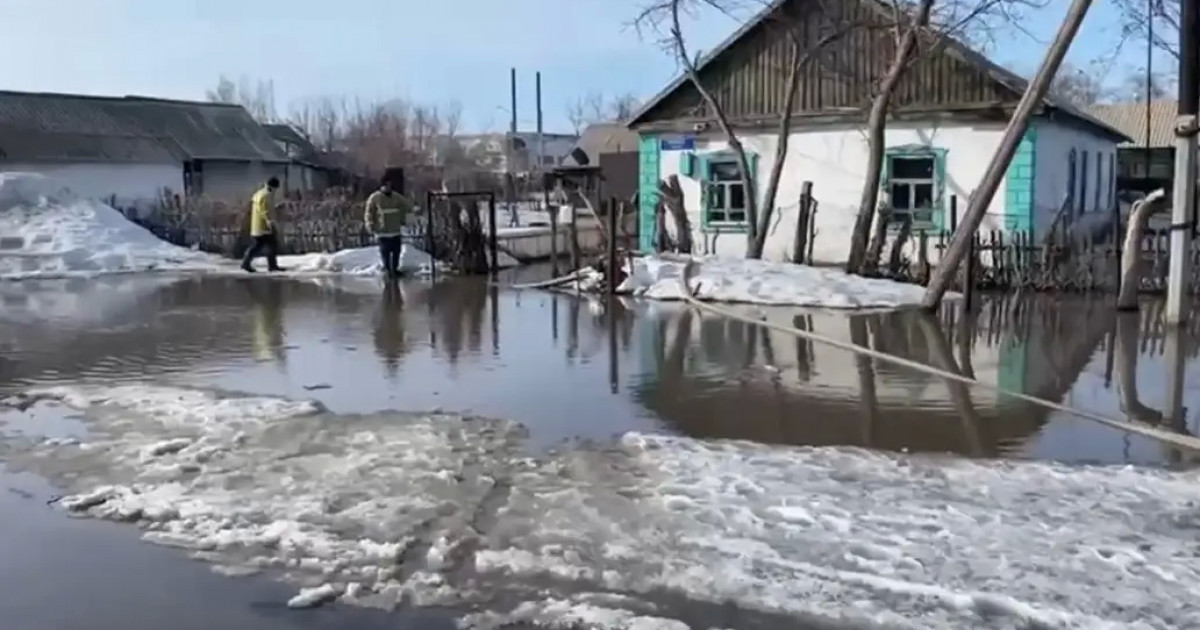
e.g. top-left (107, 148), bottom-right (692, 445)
top-left (617, 255), bottom-right (942, 308)
top-left (0, 172), bottom-right (227, 279)
top-left (3, 383), bottom-right (1196, 630)
top-left (278, 244), bottom-right (519, 277)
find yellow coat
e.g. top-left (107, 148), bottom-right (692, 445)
top-left (249, 187), bottom-right (275, 236)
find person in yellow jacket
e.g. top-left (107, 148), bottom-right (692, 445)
top-left (363, 178), bottom-right (413, 277)
top-left (241, 177), bottom-right (285, 273)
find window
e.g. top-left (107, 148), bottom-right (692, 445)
top-left (704, 160), bottom-right (748, 225)
top-left (1079, 150), bottom-right (1089, 215)
top-left (1108, 152), bottom-right (1116, 209)
top-left (885, 152), bottom-right (941, 228)
top-left (541, 155), bottom-right (556, 166)
top-left (1065, 149), bottom-right (1077, 208)
top-left (1093, 152), bottom-right (1103, 212)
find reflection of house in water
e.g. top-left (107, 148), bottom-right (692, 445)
top-left (632, 297), bottom-right (1114, 457)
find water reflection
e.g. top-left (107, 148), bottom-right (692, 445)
top-left (373, 281), bottom-right (407, 377)
top-left (245, 281), bottom-right (287, 368)
top-left (2, 274), bottom-right (1199, 466)
top-left (633, 294), bottom-right (1198, 466)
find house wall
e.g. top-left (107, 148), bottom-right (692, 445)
top-left (643, 121), bottom-right (1012, 264)
top-left (0, 161), bottom-right (184, 210)
top-left (283, 164), bottom-right (328, 192)
top-left (1033, 120), bottom-right (1120, 236)
top-left (195, 160), bottom-right (288, 199)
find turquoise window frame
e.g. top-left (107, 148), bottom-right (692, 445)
top-left (881, 145), bottom-right (947, 232)
top-left (696, 150), bottom-right (757, 233)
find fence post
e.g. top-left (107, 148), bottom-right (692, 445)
top-left (425, 190), bottom-right (436, 282)
top-left (488, 193), bottom-right (499, 276)
top-left (606, 197), bottom-right (618, 296)
top-left (546, 177), bottom-right (559, 276)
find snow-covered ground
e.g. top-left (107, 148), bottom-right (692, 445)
top-left (2, 382), bottom-right (1196, 629)
top-left (614, 255), bottom-right (941, 309)
top-left (0, 172), bottom-right (229, 280)
top-left (0, 172), bottom-right (519, 281)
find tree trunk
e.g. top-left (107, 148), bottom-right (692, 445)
top-left (751, 45), bottom-right (804, 259)
top-left (1116, 188), bottom-right (1168, 310)
top-left (863, 204), bottom-right (892, 274)
top-left (922, 0), bottom-right (1094, 309)
top-left (845, 0), bottom-right (935, 274)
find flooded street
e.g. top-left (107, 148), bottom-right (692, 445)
top-left (2, 271), bottom-right (1200, 629)
top-left (3, 272), bottom-right (1197, 466)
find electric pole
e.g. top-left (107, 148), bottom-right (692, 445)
top-left (1164, 0), bottom-right (1199, 325)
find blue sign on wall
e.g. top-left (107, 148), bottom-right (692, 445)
top-left (659, 135), bottom-right (696, 151)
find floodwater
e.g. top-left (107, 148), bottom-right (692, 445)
top-left (2, 271), bottom-right (1199, 628)
top-left (2, 271), bottom-right (1197, 466)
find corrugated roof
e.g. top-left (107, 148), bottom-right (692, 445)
top-left (564, 123), bottom-right (640, 166)
top-left (1086, 100), bottom-right (1177, 148)
top-left (0, 90), bottom-right (289, 164)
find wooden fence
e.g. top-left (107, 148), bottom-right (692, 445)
top-left (889, 223), bottom-right (1200, 294)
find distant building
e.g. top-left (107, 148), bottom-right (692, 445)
top-left (0, 90), bottom-right (292, 207)
top-left (453, 132), bottom-right (578, 174)
top-left (1087, 100), bottom-right (1182, 193)
top-left (261, 123), bottom-right (337, 192)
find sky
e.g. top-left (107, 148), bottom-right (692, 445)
top-left (0, 0), bottom-right (1176, 134)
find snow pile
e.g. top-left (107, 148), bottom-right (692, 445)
top-left (617, 255), bottom-right (938, 308)
top-left (278, 243), bottom-right (520, 276)
top-left (0, 172), bottom-right (225, 280)
top-left (278, 244), bottom-right (440, 276)
top-left (5, 383), bottom-right (1199, 629)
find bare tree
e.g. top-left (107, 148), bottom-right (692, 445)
top-left (207, 74), bottom-right (278, 122)
top-left (1113, 0), bottom-right (1180, 62)
top-left (566, 91), bottom-right (643, 132)
top-left (635, 0), bottom-right (862, 259)
top-left (845, 0), bottom-right (1044, 274)
top-left (1048, 61), bottom-right (1111, 107)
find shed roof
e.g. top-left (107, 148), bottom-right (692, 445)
top-left (0, 90), bottom-right (289, 164)
top-left (1086, 100), bottom-right (1178, 148)
top-left (627, 0), bottom-right (1129, 143)
top-left (563, 123), bottom-right (640, 167)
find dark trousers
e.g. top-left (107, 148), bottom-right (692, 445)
top-left (242, 233), bottom-right (280, 271)
top-left (378, 235), bottom-right (403, 275)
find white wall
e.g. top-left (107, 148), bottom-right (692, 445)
top-left (1, 162), bottom-right (183, 210)
top-left (658, 121), bottom-right (1011, 264)
top-left (1034, 121), bottom-right (1119, 236)
top-left (197, 161), bottom-right (288, 199)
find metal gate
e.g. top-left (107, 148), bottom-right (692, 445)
top-left (423, 190), bottom-right (499, 279)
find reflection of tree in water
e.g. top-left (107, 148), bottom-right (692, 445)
top-left (424, 279), bottom-right (488, 364)
top-left (245, 280), bottom-right (287, 367)
top-left (372, 282), bottom-right (407, 377)
top-left (636, 293), bottom-right (1122, 458)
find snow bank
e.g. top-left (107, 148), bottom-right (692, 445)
top-left (0, 172), bottom-right (225, 280)
top-left (6, 383), bottom-right (1198, 630)
top-left (278, 244), bottom-right (438, 276)
top-left (618, 255), bottom-right (937, 308)
top-left (278, 243), bottom-right (519, 276)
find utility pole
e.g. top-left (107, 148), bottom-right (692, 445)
top-left (536, 71), bottom-right (545, 207)
top-left (1164, 0), bottom-right (1199, 325)
top-left (921, 0), bottom-right (1094, 310)
top-left (508, 68), bottom-right (519, 227)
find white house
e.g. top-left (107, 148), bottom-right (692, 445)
top-left (0, 90), bottom-right (293, 210)
top-left (626, 0), bottom-right (1131, 264)
top-left (454, 132), bottom-right (579, 174)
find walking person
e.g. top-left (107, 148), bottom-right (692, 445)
top-left (241, 177), bottom-right (285, 273)
top-left (364, 177), bottom-right (412, 278)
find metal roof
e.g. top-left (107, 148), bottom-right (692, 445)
top-left (0, 90), bottom-right (289, 164)
top-left (1086, 100), bottom-right (1178, 148)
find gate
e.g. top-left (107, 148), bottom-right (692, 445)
top-left (423, 190), bottom-right (499, 279)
